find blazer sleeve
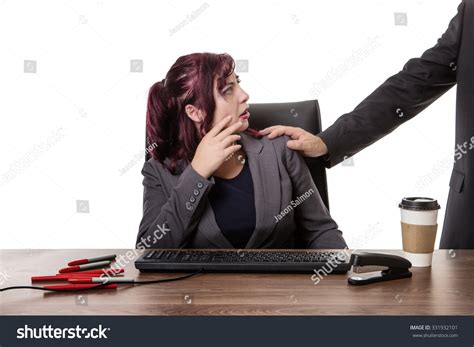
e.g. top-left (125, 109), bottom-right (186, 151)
top-left (284, 139), bottom-right (348, 249)
top-left (318, 1), bottom-right (465, 167)
top-left (136, 161), bottom-right (214, 248)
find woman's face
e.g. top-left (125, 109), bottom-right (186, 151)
top-left (212, 72), bottom-right (250, 133)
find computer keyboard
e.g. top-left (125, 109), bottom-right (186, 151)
top-left (135, 249), bottom-right (351, 274)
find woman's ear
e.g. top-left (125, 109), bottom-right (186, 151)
top-left (184, 104), bottom-right (204, 124)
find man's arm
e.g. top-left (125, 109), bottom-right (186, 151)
top-left (260, 1), bottom-right (465, 166)
top-left (318, 1), bottom-right (465, 167)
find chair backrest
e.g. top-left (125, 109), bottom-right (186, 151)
top-left (248, 100), bottom-right (330, 210)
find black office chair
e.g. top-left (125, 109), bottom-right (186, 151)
top-left (248, 100), bottom-right (330, 210)
top-left (145, 99), bottom-right (330, 210)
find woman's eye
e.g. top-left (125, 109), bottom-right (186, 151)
top-left (224, 87), bottom-right (233, 94)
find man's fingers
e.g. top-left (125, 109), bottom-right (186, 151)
top-left (258, 126), bottom-right (279, 135)
top-left (207, 115), bottom-right (233, 137)
top-left (287, 139), bottom-right (305, 151)
top-left (266, 128), bottom-right (287, 139)
top-left (265, 126), bottom-right (303, 139)
top-left (265, 126), bottom-right (291, 139)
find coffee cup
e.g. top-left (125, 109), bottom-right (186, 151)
top-left (399, 197), bottom-right (440, 267)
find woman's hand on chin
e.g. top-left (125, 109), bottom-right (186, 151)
top-left (191, 115), bottom-right (243, 178)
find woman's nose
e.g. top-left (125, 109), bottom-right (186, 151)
top-left (240, 88), bottom-right (249, 103)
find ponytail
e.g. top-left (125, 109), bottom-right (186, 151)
top-left (146, 80), bottom-right (173, 162)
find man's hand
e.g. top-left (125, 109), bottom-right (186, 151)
top-left (259, 125), bottom-right (328, 158)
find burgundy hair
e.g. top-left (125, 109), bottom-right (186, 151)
top-left (146, 52), bottom-right (262, 174)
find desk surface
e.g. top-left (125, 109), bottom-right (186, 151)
top-left (1, 249), bottom-right (473, 316)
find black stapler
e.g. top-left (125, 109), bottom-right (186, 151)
top-left (348, 252), bottom-right (412, 285)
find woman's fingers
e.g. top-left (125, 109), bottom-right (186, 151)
top-left (207, 115), bottom-right (233, 137)
top-left (223, 144), bottom-right (242, 158)
top-left (221, 134), bottom-right (241, 148)
top-left (215, 120), bottom-right (243, 140)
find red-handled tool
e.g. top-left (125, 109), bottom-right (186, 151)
top-left (32, 269), bottom-right (124, 282)
top-left (42, 283), bottom-right (117, 291)
top-left (58, 260), bottom-right (112, 273)
top-left (67, 254), bottom-right (116, 266)
top-left (68, 277), bottom-right (135, 284)
top-left (56, 268), bottom-right (124, 275)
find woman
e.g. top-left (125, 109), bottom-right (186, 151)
top-left (137, 52), bottom-right (347, 250)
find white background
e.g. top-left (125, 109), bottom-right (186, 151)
top-left (0, 0), bottom-right (458, 249)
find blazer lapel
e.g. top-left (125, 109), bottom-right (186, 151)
top-left (197, 132), bottom-right (282, 248)
top-left (240, 132), bottom-right (282, 248)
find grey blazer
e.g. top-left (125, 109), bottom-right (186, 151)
top-left (136, 132), bottom-right (347, 249)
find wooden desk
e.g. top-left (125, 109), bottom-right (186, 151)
top-left (1, 249), bottom-right (473, 315)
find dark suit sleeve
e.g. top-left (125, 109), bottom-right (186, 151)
top-left (136, 161), bottom-right (214, 248)
top-left (284, 137), bottom-right (348, 249)
top-left (318, 1), bottom-right (465, 167)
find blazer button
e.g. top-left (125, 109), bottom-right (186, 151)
top-left (190, 196), bottom-right (196, 203)
top-left (193, 189), bottom-right (199, 196)
top-left (185, 202), bottom-right (193, 210)
top-left (449, 61), bottom-right (457, 71)
top-left (395, 107), bottom-right (404, 118)
top-left (197, 181), bottom-right (204, 189)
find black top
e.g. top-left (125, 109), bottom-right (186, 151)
top-left (209, 160), bottom-right (256, 248)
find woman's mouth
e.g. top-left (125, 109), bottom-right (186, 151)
top-left (239, 110), bottom-right (250, 120)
